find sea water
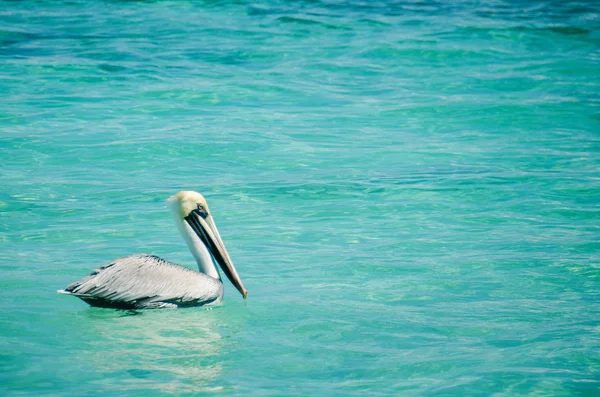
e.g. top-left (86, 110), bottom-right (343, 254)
top-left (1, 1), bottom-right (599, 395)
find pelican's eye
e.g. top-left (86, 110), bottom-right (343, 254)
top-left (195, 204), bottom-right (208, 218)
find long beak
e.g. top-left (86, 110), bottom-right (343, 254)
top-left (185, 211), bottom-right (248, 298)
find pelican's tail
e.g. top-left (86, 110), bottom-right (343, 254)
top-left (57, 289), bottom-right (92, 297)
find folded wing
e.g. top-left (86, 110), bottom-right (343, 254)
top-left (62, 254), bottom-right (223, 309)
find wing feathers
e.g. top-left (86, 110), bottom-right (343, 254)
top-left (64, 254), bottom-right (223, 309)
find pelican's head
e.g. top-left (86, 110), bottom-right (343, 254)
top-left (168, 191), bottom-right (247, 299)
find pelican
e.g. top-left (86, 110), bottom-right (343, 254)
top-left (58, 191), bottom-right (247, 309)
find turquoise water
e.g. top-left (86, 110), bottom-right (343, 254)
top-left (2, 0), bottom-right (599, 395)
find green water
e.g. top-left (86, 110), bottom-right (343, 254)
top-left (1, 0), bottom-right (599, 395)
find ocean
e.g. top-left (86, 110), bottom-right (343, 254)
top-left (1, 0), bottom-right (599, 395)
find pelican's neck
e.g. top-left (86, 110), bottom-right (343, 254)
top-left (170, 210), bottom-right (221, 280)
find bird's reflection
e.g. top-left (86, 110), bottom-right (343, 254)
top-left (79, 307), bottom-right (230, 393)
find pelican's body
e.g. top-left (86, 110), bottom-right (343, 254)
top-left (59, 191), bottom-right (247, 309)
top-left (60, 254), bottom-right (224, 309)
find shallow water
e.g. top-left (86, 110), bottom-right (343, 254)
top-left (1, 0), bottom-right (599, 395)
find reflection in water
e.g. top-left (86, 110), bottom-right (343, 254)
top-left (79, 307), bottom-right (227, 394)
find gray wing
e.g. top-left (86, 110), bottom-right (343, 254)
top-left (62, 254), bottom-right (223, 309)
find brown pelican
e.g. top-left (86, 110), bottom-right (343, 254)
top-left (58, 191), bottom-right (247, 309)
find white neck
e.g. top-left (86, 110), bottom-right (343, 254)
top-left (171, 212), bottom-right (221, 280)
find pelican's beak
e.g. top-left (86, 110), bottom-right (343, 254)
top-left (184, 209), bottom-right (248, 299)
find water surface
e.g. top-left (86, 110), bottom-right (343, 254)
top-left (1, 0), bottom-right (599, 395)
